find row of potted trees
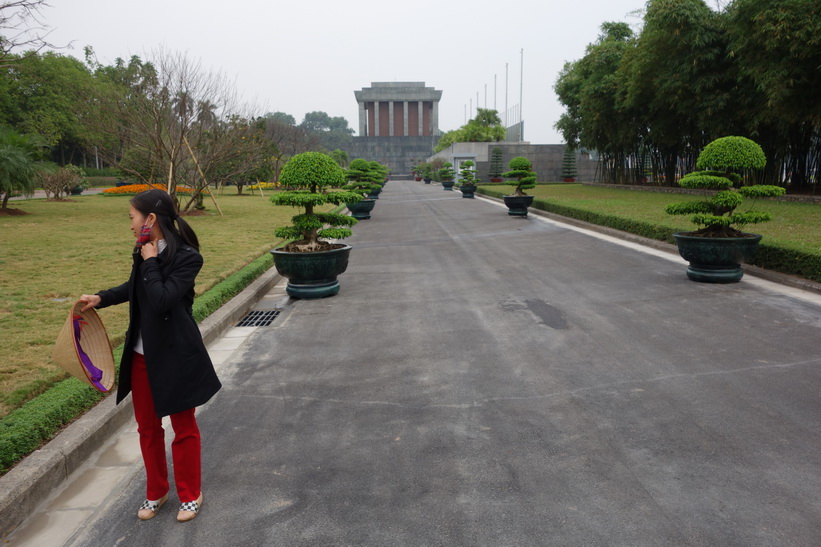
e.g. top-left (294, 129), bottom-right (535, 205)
top-left (416, 136), bottom-right (785, 283)
top-left (270, 153), bottom-right (390, 298)
top-left (271, 136), bottom-right (785, 300)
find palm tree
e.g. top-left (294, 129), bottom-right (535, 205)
top-left (0, 128), bottom-right (45, 209)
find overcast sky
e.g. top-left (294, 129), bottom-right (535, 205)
top-left (41, 0), bottom-right (646, 144)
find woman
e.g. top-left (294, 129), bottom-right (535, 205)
top-left (81, 189), bottom-right (221, 523)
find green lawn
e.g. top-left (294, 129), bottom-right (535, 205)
top-left (0, 191), bottom-right (305, 417)
top-left (526, 184), bottom-right (821, 253)
top-left (2, 183), bottom-right (818, 417)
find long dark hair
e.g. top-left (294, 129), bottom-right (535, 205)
top-left (130, 189), bottom-right (200, 259)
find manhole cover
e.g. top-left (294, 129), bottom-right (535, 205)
top-left (236, 310), bottom-right (280, 327)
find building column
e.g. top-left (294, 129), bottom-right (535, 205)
top-left (358, 101), bottom-right (366, 136)
top-left (374, 101), bottom-right (380, 137)
top-left (388, 101), bottom-right (394, 137)
top-left (403, 101), bottom-right (409, 137)
top-left (418, 101), bottom-right (424, 135)
top-left (432, 101), bottom-right (439, 135)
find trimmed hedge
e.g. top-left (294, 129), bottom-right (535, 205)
top-left (0, 251), bottom-right (275, 474)
top-left (193, 252), bottom-right (273, 322)
top-left (0, 378), bottom-right (108, 473)
top-left (478, 186), bottom-right (821, 283)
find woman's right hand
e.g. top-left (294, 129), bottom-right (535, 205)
top-left (79, 294), bottom-right (101, 311)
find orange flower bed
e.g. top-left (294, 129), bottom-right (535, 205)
top-left (102, 184), bottom-right (207, 195)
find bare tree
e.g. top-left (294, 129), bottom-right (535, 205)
top-left (89, 48), bottom-right (266, 211)
top-left (262, 116), bottom-right (321, 182)
top-left (0, 1), bottom-right (62, 67)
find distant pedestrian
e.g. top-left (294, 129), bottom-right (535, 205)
top-left (80, 189), bottom-right (221, 523)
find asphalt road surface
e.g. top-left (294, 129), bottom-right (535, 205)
top-left (72, 180), bottom-right (821, 546)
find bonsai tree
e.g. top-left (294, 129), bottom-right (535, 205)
top-left (458, 160), bottom-right (478, 187)
top-left (271, 152), bottom-right (362, 252)
top-left (438, 162), bottom-right (455, 182)
top-left (665, 136), bottom-right (785, 238)
top-left (561, 146), bottom-right (577, 182)
top-left (368, 160), bottom-right (389, 184)
top-left (489, 147), bottom-right (504, 181)
top-left (344, 158), bottom-right (382, 198)
top-left (502, 156), bottom-right (537, 196)
top-left (422, 164), bottom-right (433, 182)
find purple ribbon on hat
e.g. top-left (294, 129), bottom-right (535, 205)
top-left (72, 315), bottom-right (107, 391)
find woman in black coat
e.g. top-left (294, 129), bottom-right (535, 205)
top-left (81, 189), bottom-right (221, 523)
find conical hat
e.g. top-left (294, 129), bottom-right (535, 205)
top-left (52, 300), bottom-right (115, 392)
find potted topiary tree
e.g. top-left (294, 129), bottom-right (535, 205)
top-left (367, 160), bottom-right (387, 195)
top-left (422, 164), bottom-right (433, 184)
top-left (561, 146), bottom-right (577, 182)
top-left (439, 161), bottom-right (455, 191)
top-left (502, 156), bottom-right (537, 216)
top-left (270, 152), bottom-right (363, 298)
top-left (414, 163), bottom-right (424, 181)
top-left (344, 158), bottom-right (382, 220)
top-left (489, 147), bottom-right (504, 182)
top-left (666, 136), bottom-right (786, 283)
top-left (457, 160), bottom-right (478, 198)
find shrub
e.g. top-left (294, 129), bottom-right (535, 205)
top-left (271, 152), bottom-right (361, 252)
top-left (665, 136), bottom-right (785, 237)
top-left (438, 162), bottom-right (455, 182)
top-left (502, 156), bottom-right (537, 196)
top-left (344, 158), bottom-right (382, 197)
top-left (458, 160), bottom-right (478, 186)
top-left (489, 147), bottom-right (504, 179)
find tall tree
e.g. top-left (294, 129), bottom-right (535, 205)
top-left (0, 52), bottom-right (98, 165)
top-left (0, 126), bottom-right (45, 209)
top-left (265, 111), bottom-right (295, 126)
top-left (87, 49), bottom-right (264, 210)
top-left (725, 0), bottom-right (821, 188)
top-left (726, 0), bottom-right (821, 128)
top-left (554, 22), bottom-right (638, 182)
top-left (434, 108), bottom-right (506, 152)
top-left (299, 111), bottom-right (354, 151)
top-left (0, 1), bottom-right (59, 67)
top-left (261, 113), bottom-right (320, 182)
top-left (620, 0), bottom-right (732, 184)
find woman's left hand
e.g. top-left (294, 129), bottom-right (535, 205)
top-left (140, 240), bottom-right (158, 260)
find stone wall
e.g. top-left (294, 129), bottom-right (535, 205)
top-left (427, 142), bottom-right (599, 183)
top-left (345, 136), bottom-right (440, 175)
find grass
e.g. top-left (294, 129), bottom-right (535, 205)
top-left (2, 183), bottom-right (818, 419)
top-left (0, 191), bottom-right (317, 418)
top-left (480, 183), bottom-right (821, 255)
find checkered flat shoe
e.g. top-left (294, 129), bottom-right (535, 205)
top-left (177, 492), bottom-right (203, 522)
top-left (137, 493), bottom-right (168, 520)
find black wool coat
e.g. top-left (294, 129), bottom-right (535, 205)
top-left (97, 244), bottom-right (221, 417)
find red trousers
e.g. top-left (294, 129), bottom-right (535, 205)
top-left (131, 352), bottom-right (201, 503)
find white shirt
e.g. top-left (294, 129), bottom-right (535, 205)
top-left (134, 238), bottom-right (167, 355)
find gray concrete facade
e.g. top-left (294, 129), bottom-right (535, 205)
top-left (346, 135), bottom-right (441, 175)
top-left (430, 142), bottom-right (599, 183)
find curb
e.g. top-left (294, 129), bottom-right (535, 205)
top-left (0, 266), bottom-right (282, 538)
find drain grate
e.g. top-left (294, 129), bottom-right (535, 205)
top-left (236, 309), bottom-right (281, 327)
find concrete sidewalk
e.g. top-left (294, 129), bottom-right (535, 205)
top-left (4, 180), bottom-right (821, 545)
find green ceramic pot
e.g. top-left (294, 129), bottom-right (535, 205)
top-left (271, 244), bottom-right (352, 298)
top-left (672, 232), bottom-right (763, 283)
top-left (503, 195), bottom-right (534, 216)
top-left (346, 199), bottom-right (375, 220)
top-left (459, 184), bottom-right (476, 198)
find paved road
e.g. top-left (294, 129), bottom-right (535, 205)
top-left (71, 181), bottom-right (821, 545)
